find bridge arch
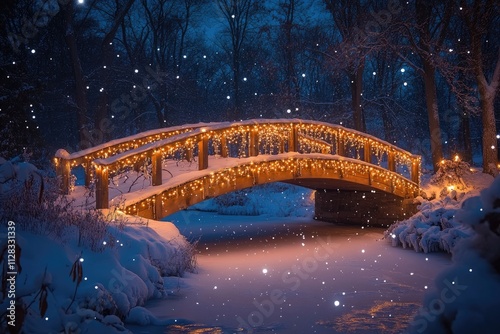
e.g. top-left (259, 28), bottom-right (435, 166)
top-left (117, 154), bottom-right (418, 223)
top-left (54, 119), bottom-right (421, 223)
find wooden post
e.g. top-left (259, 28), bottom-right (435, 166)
top-left (84, 158), bottom-right (92, 188)
top-left (364, 141), bottom-right (371, 163)
top-left (388, 151), bottom-right (396, 172)
top-left (151, 151), bottom-right (162, 186)
top-left (185, 147), bottom-right (193, 162)
top-left (337, 138), bottom-right (345, 156)
top-left (411, 157), bottom-right (420, 186)
top-left (220, 137), bottom-right (228, 158)
top-left (95, 165), bottom-right (109, 209)
top-left (154, 194), bottom-right (163, 219)
top-left (56, 158), bottom-right (71, 194)
top-left (288, 125), bottom-right (298, 152)
top-left (198, 136), bottom-right (209, 170)
top-left (249, 130), bottom-right (259, 157)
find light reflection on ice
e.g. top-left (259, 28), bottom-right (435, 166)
top-left (139, 212), bottom-right (450, 334)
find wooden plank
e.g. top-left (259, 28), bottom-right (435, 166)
top-left (151, 151), bottom-right (162, 186)
top-left (198, 136), bottom-right (209, 170)
top-left (411, 158), bottom-right (420, 186)
top-left (56, 158), bottom-right (71, 194)
top-left (220, 137), bottom-right (228, 158)
top-left (95, 166), bottom-right (109, 209)
top-left (388, 151), bottom-right (396, 172)
top-left (154, 194), bottom-right (163, 219)
top-left (364, 141), bottom-right (371, 163)
top-left (288, 125), bottom-right (298, 152)
top-left (337, 138), bottom-right (345, 156)
top-left (249, 130), bottom-right (259, 157)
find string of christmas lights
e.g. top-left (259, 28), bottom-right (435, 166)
top-left (55, 119), bottom-right (421, 210)
top-left (121, 157), bottom-right (420, 219)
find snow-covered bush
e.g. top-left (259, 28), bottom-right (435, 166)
top-left (0, 159), bottom-right (197, 333)
top-left (192, 182), bottom-right (314, 217)
top-left (426, 158), bottom-right (476, 199)
top-left (385, 164), bottom-right (493, 253)
top-left (0, 159), bottom-right (117, 251)
top-left (406, 176), bottom-right (500, 333)
top-left (385, 194), bottom-right (474, 253)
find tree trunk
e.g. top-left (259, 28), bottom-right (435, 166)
top-left (463, 0), bottom-right (500, 174)
top-left (63, 2), bottom-right (89, 149)
top-left (422, 59), bottom-right (443, 172)
top-left (381, 105), bottom-right (395, 144)
top-left (95, 0), bottom-right (136, 142)
top-left (232, 54), bottom-right (241, 120)
top-left (478, 83), bottom-right (498, 174)
top-left (458, 109), bottom-right (472, 163)
top-left (349, 60), bottom-right (365, 132)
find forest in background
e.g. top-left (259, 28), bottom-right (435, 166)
top-left (0, 0), bottom-right (499, 173)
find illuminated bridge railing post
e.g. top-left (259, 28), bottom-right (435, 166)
top-left (54, 123), bottom-right (217, 194)
top-left (289, 124), bottom-right (299, 152)
top-left (198, 134), bottom-right (209, 170)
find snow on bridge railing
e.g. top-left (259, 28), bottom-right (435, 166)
top-left (65, 119), bottom-right (420, 210)
top-left (121, 153), bottom-right (420, 219)
top-left (53, 122), bottom-right (223, 191)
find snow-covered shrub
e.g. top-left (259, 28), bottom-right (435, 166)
top-left (386, 163), bottom-right (494, 253)
top-left (427, 158), bottom-right (473, 199)
top-left (385, 194), bottom-right (475, 253)
top-left (406, 176), bottom-right (500, 333)
top-left (213, 191), bottom-right (258, 215)
top-left (0, 159), bottom-right (197, 333)
top-left (192, 182), bottom-right (314, 217)
top-left (150, 241), bottom-right (198, 277)
top-left (0, 160), bottom-right (117, 252)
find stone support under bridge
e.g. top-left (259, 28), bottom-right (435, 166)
top-left (314, 189), bottom-right (418, 227)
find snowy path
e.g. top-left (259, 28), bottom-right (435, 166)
top-left (128, 212), bottom-right (450, 334)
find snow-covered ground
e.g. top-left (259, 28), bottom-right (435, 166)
top-left (405, 173), bottom-right (500, 333)
top-left (0, 160), bottom-right (195, 334)
top-left (129, 212), bottom-right (450, 334)
top-left (385, 159), bottom-right (500, 333)
top-left (3, 157), bottom-right (500, 333)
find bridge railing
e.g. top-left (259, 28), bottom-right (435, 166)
top-left (54, 122), bottom-right (221, 192)
top-left (77, 119), bottom-right (420, 210)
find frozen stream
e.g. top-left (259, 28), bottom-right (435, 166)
top-left (130, 211), bottom-right (450, 334)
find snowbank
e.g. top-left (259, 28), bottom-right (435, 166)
top-left (0, 159), bottom-right (196, 334)
top-left (406, 176), bottom-right (500, 333)
top-left (385, 160), bottom-right (493, 253)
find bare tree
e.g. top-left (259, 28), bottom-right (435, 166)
top-left (61, 0), bottom-right (136, 147)
top-left (62, 1), bottom-right (88, 147)
top-left (216, 0), bottom-right (259, 120)
top-left (460, 0), bottom-right (500, 175)
top-left (323, 0), bottom-right (372, 132)
top-left (94, 0), bottom-right (136, 140)
top-left (389, 0), bottom-right (453, 171)
top-left (276, 0), bottom-right (301, 110)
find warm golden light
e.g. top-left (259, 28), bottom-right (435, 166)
top-left (55, 120), bottom-right (421, 211)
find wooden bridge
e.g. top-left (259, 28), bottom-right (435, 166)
top-left (55, 119), bottom-right (421, 225)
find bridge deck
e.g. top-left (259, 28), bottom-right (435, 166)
top-left (58, 119), bottom-right (421, 219)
